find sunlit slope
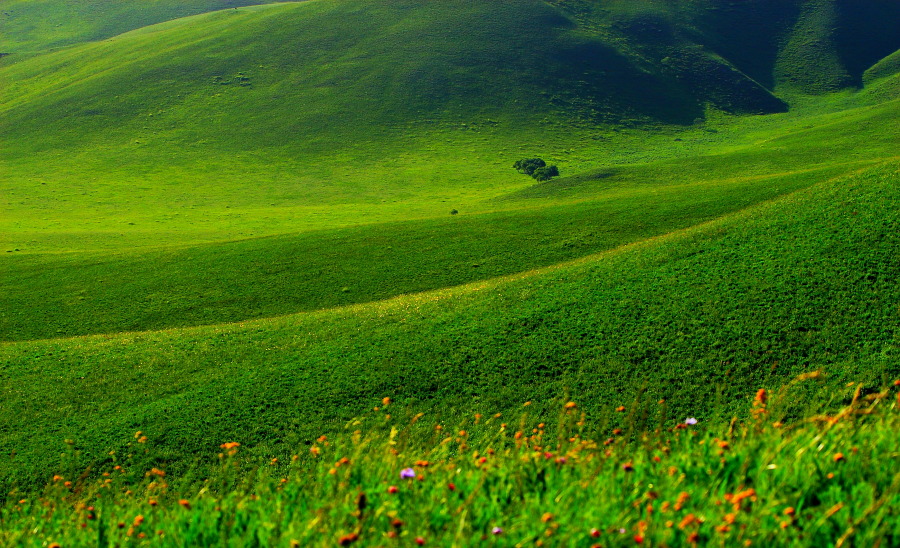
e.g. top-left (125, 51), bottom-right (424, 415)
top-left (2, 160), bottom-right (897, 488)
top-left (3, 91), bottom-right (897, 341)
top-left (0, 0), bottom-right (708, 252)
top-left (3, 0), bottom-right (899, 255)
top-left (0, 0), bottom-right (291, 55)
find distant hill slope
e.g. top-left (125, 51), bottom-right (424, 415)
top-left (550, 0), bottom-right (900, 97)
top-left (3, 0), bottom-right (898, 254)
top-left (0, 0), bottom-right (290, 54)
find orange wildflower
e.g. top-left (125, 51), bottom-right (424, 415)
top-left (754, 389), bottom-right (767, 405)
top-left (616, 406), bottom-right (626, 412)
top-left (674, 491), bottom-right (690, 511)
top-left (679, 514), bottom-right (698, 529)
top-left (179, 499), bottom-right (190, 509)
top-left (541, 512), bottom-right (554, 523)
top-left (730, 488), bottom-right (757, 511)
top-left (382, 397), bottom-right (391, 406)
top-left (220, 442), bottom-right (240, 450)
top-left (564, 401), bottom-right (577, 409)
top-left (834, 452), bottom-right (846, 462)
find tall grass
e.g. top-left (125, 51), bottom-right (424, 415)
top-left (3, 379), bottom-right (898, 546)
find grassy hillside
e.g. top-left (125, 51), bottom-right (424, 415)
top-left (2, 0), bottom-right (898, 340)
top-left (0, 0), bottom-right (698, 258)
top-left (2, 159), bottom-right (897, 491)
top-left (2, 0), bottom-right (899, 526)
top-left (3, 0), bottom-right (898, 258)
top-left (550, 0), bottom-right (900, 97)
top-left (0, 0), bottom-right (289, 55)
top-left (3, 383), bottom-right (899, 546)
top-left (3, 92), bottom-right (897, 340)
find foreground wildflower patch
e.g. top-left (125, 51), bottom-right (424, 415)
top-left (1, 379), bottom-right (899, 546)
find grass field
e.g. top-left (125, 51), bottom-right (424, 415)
top-left (1, 1), bottom-right (900, 543)
top-left (2, 382), bottom-right (899, 546)
top-left (2, 158), bottom-right (898, 492)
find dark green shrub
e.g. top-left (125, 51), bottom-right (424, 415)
top-left (513, 158), bottom-right (546, 176)
top-left (532, 165), bottom-right (559, 181)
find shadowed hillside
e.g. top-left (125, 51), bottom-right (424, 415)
top-left (550, 0), bottom-right (900, 98)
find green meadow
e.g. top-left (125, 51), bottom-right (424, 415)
top-left (1, 0), bottom-right (899, 543)
top-left (3, 383), bottom-right (900, 546)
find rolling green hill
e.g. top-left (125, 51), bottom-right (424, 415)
top-left (2, 159), bottom-right (898, 490)
top-left (2, 0), bottom-right (899, 340)
top-left (3, 94), bottom-right (897, 340)
top-left (0, 0), bottom-right (290, 55)
top-left (1, 0), bottom-right (899, 504)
